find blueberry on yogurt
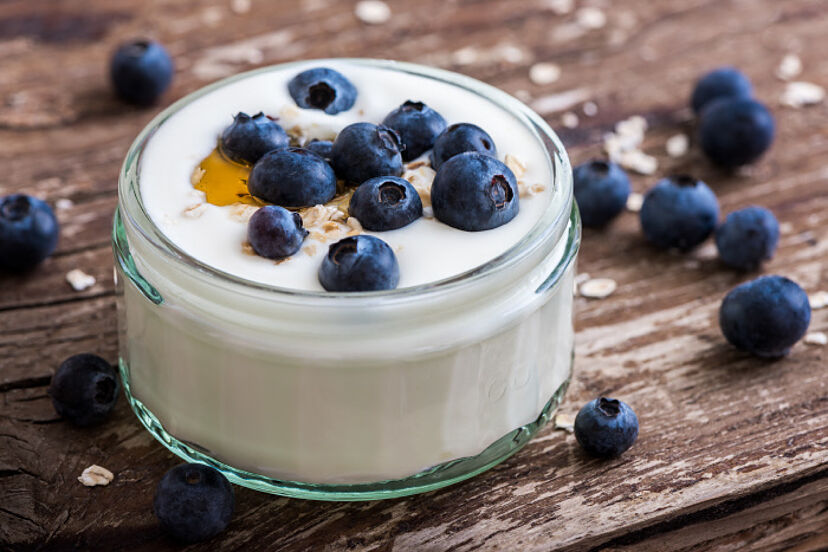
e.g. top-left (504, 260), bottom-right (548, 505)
top-left (719, 275), bottom-right (811, 358)
top-left (639, 175), bottom-right (719, 251)
top-left (287, 67), bottom-right (357, 115)
top-left (248, 205), bottom-right (308, 260)
top-left (431, 123), bottom-right (497, 170)
top-left (248, 147), bottom-right (336, 207)
top-left (382, 100), bottom-right (447, 161)
top-left (219, 112), bottom-right (289, 165)
top-left (574, 398), bottom-right (639, 458)
top-left (349, 176), bottom-right (423, 231)
top-left (305, 139), bottom-right (333, 160)
top-left (431, 152), bottom-right (519, 231)
top-left (0, 194), bottom-right (59, 272)
top-left (330, 122), bottom-right (404, 185)
top-left (48, 354), bottom-right (120, 427)
top-left (318, 235), bottom-right (399, 292)
top-left (715, 206), bottom-right (779, 271)
top-left (154, 463), bottom-right (235, 544)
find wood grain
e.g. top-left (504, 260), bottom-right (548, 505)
top-left (1, 0), bottom-right (826, 550)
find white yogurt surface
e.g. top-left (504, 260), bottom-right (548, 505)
top-left (139, 61), bottom-right (557, 291)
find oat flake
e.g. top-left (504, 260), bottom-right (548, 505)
top-left (804, 332), bottom-right (827, 346)
top-left (554, 413), bottom-right (575, 432)
top-left (575, 7), bottom-right (607, 29)
top-left (355, 1), bottom-right (391, 24)
top-left (625, 192), bottom-right (644, 212)
top-left (776, 54), bottom-right (802, 81)
top-left (809, 291), bottom-right (828, 310)
top-left (561, 111), bottom-right (579, 128)
top-left (529, 62), bottom-right (562, 85)
top-left (780, 81), bottom-right (825, 108)
top-left (579, 277), bottom-right (617, 299)
top-left (78, 465), bottom-right (114, 487)
top-left (66, 269), bottom-right (96, 291)
top-left (665, 134), bottom-right (689, 158)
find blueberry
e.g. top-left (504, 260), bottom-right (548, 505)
top-left (248, 147), bottom-right (336, 207)
top-left (287, 67), bottom-right (357, 115)
top-left (431, 123), bottom-right (497, 170)
top-left (719, 275), bottom-right (811, 358)
top-left (219, 112), bottom-right (289, 165)
top-left (318, 235), bottom-right (399, 292)
top-left (349, 176), bottom-right (423, 231)
top-left (699, 98), bottom-right (775, 168)
top-left (248, 206), bottom-right (308, 259)
top-left (110, 39), bottom-right (174, 106)
top-left (330, 123), bottom-right (404, 185)
top-left (640, 175), bottom-right (719, 251)
top-left (574, 398), bottom-right (639, 458)
top-left (690, 67), bottom-right (753, 114)
top-left (48, 354), bottom-right (119, 427)
top-left (431, 152), bottom-right (519, 231)
top-left (0, 194), bottom-right (59, 272)
top-left (715, 206), bottom-right (780, 271)
top-left (153, 463), bottom-right (234, 544)
top-left (305, 139), bottom-right (333, 160)
top-left (573, 160), bottom-right (631, 228)
top-left (382, 100), bottom-right (447, 161)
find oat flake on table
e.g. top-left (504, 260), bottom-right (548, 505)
top-left (78, 465), bottom-right (114, 487)
top-left (579, 277), bottom-right (617, 299)
top-left (529, 62), bottom-right (562, 85)
top-left (625, 192), bottom-right (644, 212)
top-left (809, 291), bottom-right (828, 310)
top-left (775, 54), bottom-right (802, 81)
top-left (66, 269), bottom-right (96, 291)
top-left (780, 81), bottom-right (825, 108)
top-left (804, 332), bottom-right (827, 346)
top-left (355, 1), bottom-right (391, 24)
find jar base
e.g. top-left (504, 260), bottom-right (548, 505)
top-left (120, 359), bottom-right (570, 501)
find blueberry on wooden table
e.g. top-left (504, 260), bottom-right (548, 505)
top-left (382, 100), bottom-right (447, 161)
top-left (349, 176), bottom-right (423, 231)
top-left (287, 67), bottom-right (357, 115)
top-left (248, 147), bottom-right (337, 207)
top-left (690, 67), bottom-right (753, 114)
top-left (430, 123), bottom-right (497, 170)
top-left (318, 235), bottom-right (400, 292)
top-left (719, 275), bottom-right (811, 358)
top-left (573, 159), bottom-right (631, 228)
top-left (154, 463), bottom-right (235, 544)
top-left (639, 175), bottom-right (719, 251)
top-left (48, 354), bottom-right (119, 427)
top-left (0, 194), bottom-right (59, 272)
top-left (574, 398), bottom-right (639, 458)
top-left (330, 122), bottom-right (404, 185)
top-left (715, 206), bottom-right (780, 271)
top-left (219, 112), bottom-right (289, 165)
top-left (110, 39), bottom-right (174, 106)
top-left (248, 205), bottom-right (308, 260)
top-left (431, 151), bottom-right (519, 231)
top-left (699, 98), bottom-right (775, 168)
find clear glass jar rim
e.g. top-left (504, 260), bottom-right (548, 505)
top-left (118, 58), bottom-right (574, 302)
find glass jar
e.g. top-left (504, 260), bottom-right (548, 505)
top-left (113, 59), bottom-right (580, 501)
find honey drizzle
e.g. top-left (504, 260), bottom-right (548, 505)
top-left (192, 147), bottom-right (354, 218)
top-left (193, 148), bottom-right (263, 207)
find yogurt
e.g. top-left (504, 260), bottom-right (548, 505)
top-left (139, 61), bottom-right (558, 290)
top-left (116, 59), bottom-right (577, 497)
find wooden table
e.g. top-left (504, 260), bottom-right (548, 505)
top-left (1, 0), bottom-right (826, 550)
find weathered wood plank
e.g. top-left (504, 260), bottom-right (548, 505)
top-left (0, 0), bottom-right (826, 550)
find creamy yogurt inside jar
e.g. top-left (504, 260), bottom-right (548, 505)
top-left (114, 59), bottom-right (579, 500)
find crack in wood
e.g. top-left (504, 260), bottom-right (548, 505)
top-left (586, 468), bottom-right (828, 551)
